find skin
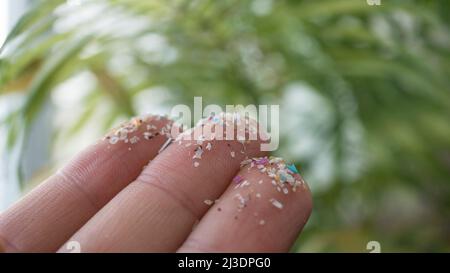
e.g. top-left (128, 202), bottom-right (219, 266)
top-left (0, 114), bottom-right (312, 253)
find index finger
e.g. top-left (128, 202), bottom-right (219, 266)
top-left (0, 115), bottom-right (174, 252)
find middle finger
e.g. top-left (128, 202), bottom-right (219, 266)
top-left (60, 114), bottom-right (267, 252)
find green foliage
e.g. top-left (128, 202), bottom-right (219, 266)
top-left (1, 0), bottom-right (449, 251)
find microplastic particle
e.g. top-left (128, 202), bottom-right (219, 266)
top-left (270, 198), bottom-right (284, 209)
top-left (233, 175), bottom-right (243, 184)
top-left (109, 136), bottom-right (119, 144)
top-left (130, 136), bottom-right (140, 144)
top-left (193, 146), bottom-right (203, 159)
top-left (287, 164), bottom-right (299, 174)
top-left (204, 199), bottom-right (213, 206)
top-left (206, 142), bottom-right (212, 150)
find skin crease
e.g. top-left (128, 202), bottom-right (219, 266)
top-left (0, 114), bottom-right (312, 253)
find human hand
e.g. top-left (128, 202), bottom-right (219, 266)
top-left (0, 114), bottom-right (312, 252)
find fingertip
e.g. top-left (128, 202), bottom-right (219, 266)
top-left (179, 156), bottom-right (312, 252)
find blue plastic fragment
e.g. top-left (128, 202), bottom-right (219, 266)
top-left (287, 164), bottom-right (299, 174)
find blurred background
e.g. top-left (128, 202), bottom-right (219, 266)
top-left (1, 0), bottom-right (449, 252)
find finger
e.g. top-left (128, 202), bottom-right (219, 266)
top-left (178, 156), bottom-right (312, 252)
top-left (60, 113), bottom-right (268, 252)
top-left (0, 115), bottom-right (174, 252)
